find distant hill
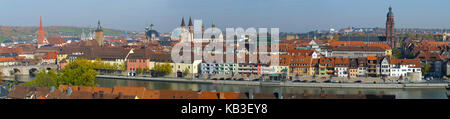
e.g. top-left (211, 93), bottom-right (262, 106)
top-left (0, 26), bottom-right (126, 42)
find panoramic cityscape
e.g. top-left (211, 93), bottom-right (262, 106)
top-left (0, 0), bottom-right (450, 100)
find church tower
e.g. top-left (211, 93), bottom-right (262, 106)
top-left (95, 20), bottom-right (104, 47)
top-left (188, 17), bottom-right (194, 42)
top-left (180, 17), bottom-right (186, 41)
top-left (386, 6), bottom-right (395, 48)
top-left (37, 16), bottom-right (48, 47)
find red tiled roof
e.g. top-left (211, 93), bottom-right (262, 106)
top-left (112, 86), bottom-right (145, 98)
top-left (47, 37), bottom-right (67, 45)
top-left (390, 59), bottom-right (421, 68)
top-left (329, 41), bottom-right (364, 47)
top-left (367, 56), bottom-right (377, 60)
top-left (416, 52), bottom-right (443, 60)
top-left (44, 52), bottom-right (58, 59)
top-left (0, 57), bottom-right (15, 62)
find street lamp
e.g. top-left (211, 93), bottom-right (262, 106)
top-left (125, 48), bottom-right (134, 76)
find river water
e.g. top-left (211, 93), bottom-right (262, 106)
top-left (3, 76), bottom-right (448, 99)
top-left (94, 78), bottom-right (449, 99)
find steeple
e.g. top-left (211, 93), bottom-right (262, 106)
top-left (39, 16), bottom-right (43, 31)
top-left (188, 17), bottom-right (193, 26)
top-left (181, 17), bottom-right (185, 27)
top-left (95, 20), bottom-right (104, 47)
top-left (386, 6), bottom-right (395, 48)
top-left (37, 16), bottom-right (47, 47)
top-left (212, 19), bottom-right (216, 28)
top-left (96, 20), bottom-right (103, 31)
top-left (387, 6), bottom-right (394, 17)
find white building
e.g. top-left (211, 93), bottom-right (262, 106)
top-left (389, 59), bottom-right (421, 78)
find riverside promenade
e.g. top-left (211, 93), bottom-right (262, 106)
top-left (96, 75), bottom-right (450, 89)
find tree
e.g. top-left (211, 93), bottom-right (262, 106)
top-left (422, 62), bottom-right (431, 76)
top-left (57, 58), bottom-right (98, 86)
top-left (392, 48), bottom-right (402, 59)
top-left (23, 70), bottom-right (58, 88)
top-left (136, 67), bottom-right (143, 74)
top-left (183, 67), bottom-right (190, 77)
top-left (407, 51), bottom-right (416, 59)
top-left (144, 67), bottom-right (150, 74)
top-left (152, 62), bottom-right (172, 77)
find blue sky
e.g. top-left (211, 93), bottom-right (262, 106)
top-left (1, 0), bottom-right (450, 33)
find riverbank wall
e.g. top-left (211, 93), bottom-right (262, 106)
top-left (96, 75), bottom-right (449, 89)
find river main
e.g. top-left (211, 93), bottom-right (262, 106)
top-left (3, 76), bottom-right (448, 99)
top-left (95, 77), bottom-right (448, 99)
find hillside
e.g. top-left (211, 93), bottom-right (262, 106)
top-left (0, 26), bottom-right (126, 42)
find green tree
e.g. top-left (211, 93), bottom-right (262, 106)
top-left (144, 67), bottom-right (150, 74)
top-left (392, 48), bottom-right (402, 59)
top-left (407, 51), bottom-right (416, 59)
top-left (422, 62), bottom-right (431, 76)
top-left (183, 67), bottom-right (190, 77)
top-left (152, 62), bottom-right (172, 77)
top-left (136, 66), bottom-right (143, 74)
top-left (23, 70), bottom-right (58, 88)
top-left (58, 58), bottom-right (98, 86)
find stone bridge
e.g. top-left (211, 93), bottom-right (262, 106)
top-left (0, 64), bottom-right (58, 77)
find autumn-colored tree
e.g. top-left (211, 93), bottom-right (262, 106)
top-left (23, 70), bottom-right (58, 88)
top-left (58, 58), bottom-right (98, 86)
top-left (183, 67), bottom-right (190, 77)
top-left (152, 62), bottom-right (172, 77)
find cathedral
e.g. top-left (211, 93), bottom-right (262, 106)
top-left (178, 17), bottom-right (223, 43)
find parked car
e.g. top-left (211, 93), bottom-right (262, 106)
top-left (310, 80), bottom-right (317, 83)
top-left (354, 80), bottom-right (362, 83)
top-left (293, 80), bottom-right (301, 82)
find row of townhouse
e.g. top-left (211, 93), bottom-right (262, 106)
top-left (200, 61), bottom-right (289, 80)
top-left (278, 54), bottom-right (422, 80)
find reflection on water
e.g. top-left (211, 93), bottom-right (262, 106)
top-left (2, 75), bottom-right (36, 83)
top-left (95, 78), bottom-right (448, 99)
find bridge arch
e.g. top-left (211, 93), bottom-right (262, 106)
top-left (13, 68), bottom-right (21, 74)
top-left (29, 68), bottom-right (39, 76)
